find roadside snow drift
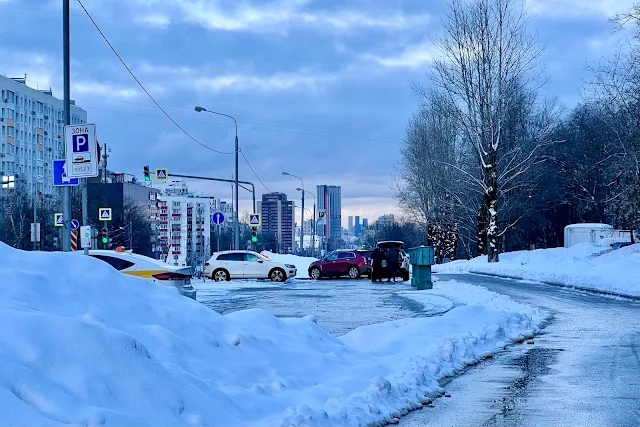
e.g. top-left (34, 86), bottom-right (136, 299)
top-left (435, 243), bottom-right (640, 297)
top-left (0, 243), bottom-right (545, 427)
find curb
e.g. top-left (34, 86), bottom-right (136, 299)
top-left (449, 270), bottom-right (640, 303)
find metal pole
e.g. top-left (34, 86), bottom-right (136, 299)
top-left (300, 189), bottom-right (305, 253)
top-left (217, 224), bottom-right (220, 252)
top-left (82, 179), bottom-right (88, 254)
top-left (129, 220), bottom-right (132, 250)
top-left (234, 134), bottom-right (239, 250)
top-left (312, 201), bottom-right (316, 258)
top-left (62, 0), bottom-right (72, 252)
top-left (251, 183), bottom-right (256, 213)
top-left (33, 182), bottom-right (37, 251)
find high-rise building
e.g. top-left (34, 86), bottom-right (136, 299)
top-left (376, 214), bottom-right (395, 229)
top-left (1, 75), bottom-right (87, 198)
top-left (348, 216), bottom-right (354, 235)
top-left (362, 218), bottom-right (369, 230)
top-left (355, 216), bottom-right (361, 237)
top-left (258, 192), bottom-right (295, 253)
top-left (157, 180), bottom-right (212, 266)
top-left (317, 185), bottom-right (342, 250)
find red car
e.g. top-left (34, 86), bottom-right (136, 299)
top-left (308, 250), bottom-right (370, 280)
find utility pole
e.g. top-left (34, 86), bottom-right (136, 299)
top-left (62, 0), bottom-right (72, 252)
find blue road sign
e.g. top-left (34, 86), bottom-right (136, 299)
top-left (211, 212), bottom-right (225, 225)
top-left (70, 219), bottom-right (80, 231)
top-left (53, 159), bottom-right (79, 187)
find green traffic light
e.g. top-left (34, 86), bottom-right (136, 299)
top-left (251, 236), bottom-right (258, 243)
top-left (102, 237), bottom-right (109, 244)
top-left (144, 176), bottom-right (151, 182)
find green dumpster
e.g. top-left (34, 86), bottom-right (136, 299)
top-left (409, 246), bottom-right (435, 290)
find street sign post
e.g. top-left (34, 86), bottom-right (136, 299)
top-left (248, 213), bottom-right (262, 227)
top-left (30, 223), bottom-right (41, 243)
top-left (52, 159), bottom-right (79, 187)
top-left (54, 213), bottom-right (64, 227)
top-left (80, 225), bottom-right (92, 249)
top-left (71, 219), bottom-right (80, 231)
top-left (64, 124), bottom-right (99, 178)
top-left (99, 208), bottom-right (112, 221)
top-left (212, 212), bottom-right (225, 225)
top-left (156, 168), bottom-right (168, 181)
top-left (317, 209), bottom-right (326, 224)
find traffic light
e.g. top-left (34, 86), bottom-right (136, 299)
top-left (143, 165), bottom-right (151, 182)
top-left (251, 226), bottom-right (258, 243)
top-left (101, 227), bottom-right (109, 245)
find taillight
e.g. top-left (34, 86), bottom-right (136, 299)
top-left (152, 272), bottom-right (190, 281)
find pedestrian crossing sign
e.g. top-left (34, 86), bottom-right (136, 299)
top-left (54, 213), bottom-right (63, 227)
top-left (156, 168), bottom-right (168, 182)
top-left (99, 208), bottom-right (112, 221)
top-left (248, 213), bottom-right (262, 227)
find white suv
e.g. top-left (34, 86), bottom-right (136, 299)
top-left (204, 250), bottom-right (297, 282)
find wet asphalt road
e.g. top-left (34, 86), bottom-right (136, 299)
top-left (399, 273), bottom-right (640, 427)
top-left (197, 278), bottom-right (429, 336)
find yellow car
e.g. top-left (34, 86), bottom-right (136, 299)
top-left (87, 248), bottom-right (197, 299)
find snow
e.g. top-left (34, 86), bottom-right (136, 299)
top-left (435, 243), bottom-right (640, 297)
top-left (0, 242), bottom-right (546, 427)
top-left (260, 251), bottom-right (319, 278)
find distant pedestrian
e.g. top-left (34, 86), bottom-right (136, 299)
top-left (371, 248), bottom-right (384, 283)
top-left (385, 248), bottom-right (399, 282)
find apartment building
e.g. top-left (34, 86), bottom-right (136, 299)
top-left (0, 75), bottom-right (87, 198)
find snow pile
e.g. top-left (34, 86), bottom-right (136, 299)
top-left (261, 251), bottom-right (319, 278)
top-left (0, 243), bottom-right (545, 426)
top-left (435, 243), bottom-right (640, 297)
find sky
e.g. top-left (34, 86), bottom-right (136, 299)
top-left (0, 0), bottom-right (635, 227)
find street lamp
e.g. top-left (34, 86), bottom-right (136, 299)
top-left (297, 187), bottom-right (316, 257)
top-left (195, 105), bottom-right (240, 250)
top-left (33, 176), bottom-right (44, 251)
top-left (282, 172), bottom-right (304, 253)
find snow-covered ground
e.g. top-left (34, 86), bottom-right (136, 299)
top-left (435, 243), bottom-right (640, 297)
top-left (260, 251), bottom-right (318, 278)
top-left (0, 243), bottom-right (546, 426)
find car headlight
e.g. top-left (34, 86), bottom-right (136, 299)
top-left (285, 264), bottom-right (296, 269)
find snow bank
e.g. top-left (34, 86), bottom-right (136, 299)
top-left (0, 243), bottom-right (545, 426)
top-left (435, 243), bottom-right (640, 297)
top-left (261, 251), bottom-right (319, 278)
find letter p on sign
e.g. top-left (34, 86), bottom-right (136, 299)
top-left (73, 134), bottom-right (89, 152)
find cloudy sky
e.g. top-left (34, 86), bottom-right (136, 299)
top-left (0, 0), bottom-right (635, 226)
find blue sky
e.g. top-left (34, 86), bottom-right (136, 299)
top-left (0, 0), bottom-right (634, 226)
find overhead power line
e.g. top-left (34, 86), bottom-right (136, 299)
top-left (75, 0), bottom-right (232, 155)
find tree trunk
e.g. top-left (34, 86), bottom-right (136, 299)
top-left (487, 155), bottom-right (499, 262)
top-left (477, 199), bottom-right (488, 256)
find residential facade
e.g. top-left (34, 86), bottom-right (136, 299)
top-left (317, 185), bottom-right (342, 250)
top-left (157, 180), bottom-right (212, 266)
top-left (258, 192), bottom-right (295, 253)
top-left (0, 75), bottom-right (87, 198)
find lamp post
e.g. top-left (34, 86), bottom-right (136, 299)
top-left (33, 176), bottom-right (44, 251)
top-left (194, 106), bottom-right (239, 250)
top-left (282, 172), bottom-right (304, 253)
top-left (297, 188), bottom-right (315, 257)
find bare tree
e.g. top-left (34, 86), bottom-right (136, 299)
top-left (430, 0), bottom-right (553, 261)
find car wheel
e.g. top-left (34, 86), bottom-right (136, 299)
top-left (213, 269), bottom-right (229, 282)
top-left (270, 268), bottom-right (286, 282)
top-left (310, 267), bottom-right (322, 280)
top-left (348, 266), bottom-right (360, 279)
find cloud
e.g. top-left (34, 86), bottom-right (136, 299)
top-left (363, 42), bottom-right (439, 69)
top-left (121, 0), bottom-right (430, 33)
top-left (525, 0), bottom-right (635, 18)
top-left (72, 81), bottom-right (142, 100)
top-left (192, 72), bottom-right (333, 93)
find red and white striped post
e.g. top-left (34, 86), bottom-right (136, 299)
top-left (71, 229), bottom-right (79, 251)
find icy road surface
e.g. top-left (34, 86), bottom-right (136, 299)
top-left (399, 273), bottom-right (640, 427)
